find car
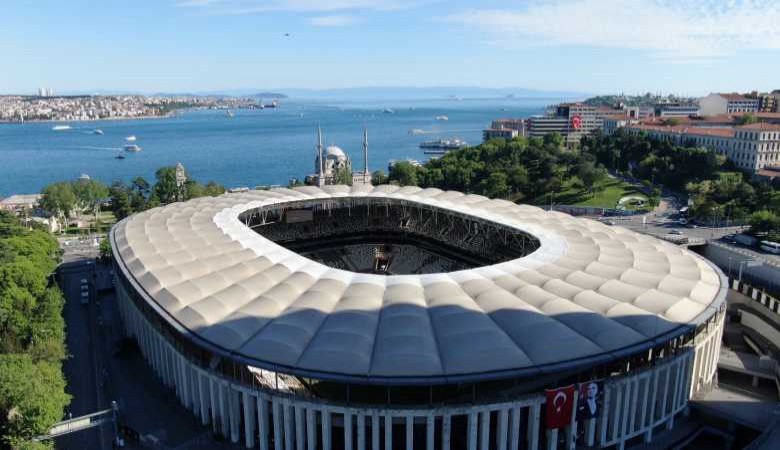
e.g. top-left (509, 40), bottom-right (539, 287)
top-left (80, 284), bottom-right (88, 292)
top-left (80, 291), bottom-right (89, 305)
top-left (80, 278), bottom-right (88, 285)
top-left (669, 230), bottom-right (684, 235)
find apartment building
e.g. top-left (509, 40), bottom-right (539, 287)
top-left (526, 103), bottom-right (602, 146)
top-left (482, 118), bottom-right (525, 141)
top-left (699, 93), bottom-right (759, 115)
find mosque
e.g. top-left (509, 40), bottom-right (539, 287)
top-left (306, 127), bottom-right (371, 186)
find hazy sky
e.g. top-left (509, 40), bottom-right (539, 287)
top-left (2, 0), bottom-right (780, 95)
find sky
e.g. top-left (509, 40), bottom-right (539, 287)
top-left (2, 0), bottom-right (780, 96)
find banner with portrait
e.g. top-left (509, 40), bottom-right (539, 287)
top-left (576, 380), bottom-right (604, 421)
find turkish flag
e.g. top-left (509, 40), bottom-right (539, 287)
top-left (545, 385), bottom-right (575, 429)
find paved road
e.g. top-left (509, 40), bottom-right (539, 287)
top-left (57, 259), bottom-right (112, 450)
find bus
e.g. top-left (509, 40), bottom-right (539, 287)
top-left (759, 240), bottom-right (780, 254)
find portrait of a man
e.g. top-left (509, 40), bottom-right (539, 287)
top-left (577, 380), bottom-right (603, 420)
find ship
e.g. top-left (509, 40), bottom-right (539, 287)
top-left (382, 108), bottom-right (395, 114)
top-left (226, 110), bottom-right (235, 117)
top-left (125, 135), bottom-right (137, 142)
top-left (52, 125), bottom-right (71, 131)
top-left (434, 115), bottom-right (449, 121)
top-left (93, 129), bottom-right (104, 135)
top-left (124, 144), bottom-right (142, 152)
top-left (419, 138), bottom-right (468, 150)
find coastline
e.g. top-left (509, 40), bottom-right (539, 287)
top-left (0, 112), bottom-right (180, 125)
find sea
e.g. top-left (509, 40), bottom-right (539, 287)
top-left (0, 97), bottom-right (565, 197)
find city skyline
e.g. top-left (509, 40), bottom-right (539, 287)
top-left (3, 0), bottom-right (780, 96)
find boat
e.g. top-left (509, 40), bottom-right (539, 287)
top-left (408, 129), bottom-right (425, 135)
top-left (434, 115), bottom-right (449, 121)
top-left (93, 129), bottom-right (104, 135)
top-left (226, 110), bottom-right (235, 117)
top-left (382, 108), bottom-right (395, 114)
top-left (125, 135), bottom-right (137, 142)
top-left (124, 144), bottom-right (142, 152)
top-left (115, 153), bottom-right (126, 159)
top-left (52, 125), bottom-right (71, 131)
top-left (419, 138), bottom-right (468, 150)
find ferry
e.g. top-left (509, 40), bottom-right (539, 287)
top-left (434, 115), bottom-right (449, 121)
top-left (124, 144), bottom-right (142, 152)
top-left (93, 129), bottom-right (104, 135)
top-left (419, 138), bottom-right (468, 150)
top-left (52, 125), bottom-right (71, 131)
top-left (125, 135), bottom-right (137, 142)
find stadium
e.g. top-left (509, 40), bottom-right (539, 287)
top-left (110, 184), bottom-right (726, 450)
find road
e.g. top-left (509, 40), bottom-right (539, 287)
top-left (56, 238), bottom-right (210, 449)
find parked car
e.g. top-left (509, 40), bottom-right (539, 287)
top-left (669, 230), bottom-right (684, 235)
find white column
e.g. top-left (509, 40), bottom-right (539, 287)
top-left (585, 419), bottom-right (596, 447)
top-left (619, 381), bottom-right (631, 446)
top-left (509, 406), bottom-right (521, 450)
top-left (497, 409), bottom-right (508, 450)
top-left (219, 382), bottom-right (229, 437)
top-left (467, 412), bottom-right (478, 450)
top-left (344, 412), bottom-right (353, 450)
top-left (322, 409), bottom-right (332, 450)
top-left (639, 377), bottom-right (650, 432)
top-left (628, 379), bottom-right (640, 434)
top-left (258, 397), bottom-right (269, 450)
top-left (528, 403), bottom-right (541, 450)
top-left (283, 403), bottom-right (294, 450)
top-left (479, 411), bottom-right (490, 450)
top-left (372, 414), bottom-right (380, 450)
top-left (244, 391), bottom-right (256, 448)
top-left (426, 415), bottom-right (435, 450)
top-left (292, 406), bottom-right (303, 450)
top-left (645, 368), bottom-right (660, 443)
top-left (198, 372), bottom-right (209, 425)
top-left (442, 414), bottom-right (451, 450)
top-left (272, 399), bottom-right (283, 450)
top-left (405, 415), bottom-right (413, 450)
top-left (209, 377), bottom-right (218, 431)
top-left (598, 386), bottom-right (611, 446)
top-left (230, 389), bottom-right (241, 443)
top-left (384, 415), bottom-right (392, 450)
top-left (357, 414), bottom-right (366, 450)
top-left (566, 390), bottom-right (579, 450)
top-left (546, 429), bottom-right (558, 450)
top-left (306, 408), bottom-right (317, 450)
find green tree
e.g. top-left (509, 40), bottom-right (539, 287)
top-left (479, 172), bottom-right (510, 199)
top-left (109, 181), bottom-right (133, 220)
top-left (389, 161), bottom-right (420, 186)
top-left (749, 210), bottom-right (780, 239)
top-left (154, 167), bottom-right (181, 204)
top-left (737, 114), bottom-right (759, 125)
top-left (39, 182), bottom-right (76, 227)
top-left (371, 170), bottom-right (388, 185)
top-left (333, 166), bottom-right (352, 186)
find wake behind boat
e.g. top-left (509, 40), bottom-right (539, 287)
top-left (125, 135), bottom-right (137, 142)
top-left (52, 125), bottom-right (71, 131)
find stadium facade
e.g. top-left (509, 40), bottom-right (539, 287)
top-left (111, 185), bottom-right (726, 450)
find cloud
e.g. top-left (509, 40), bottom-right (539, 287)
top-left (176, 0), bottom-right (425, 14)
top-left (445, 0), bottom-right (780, 59)
top-left (309, 15), bottom-right (362, 27)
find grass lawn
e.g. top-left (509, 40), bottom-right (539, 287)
top-left (533, 177), bottom-right (649, 210)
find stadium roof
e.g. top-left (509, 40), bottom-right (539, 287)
top-left (111, 185), bottom-right (725, 384)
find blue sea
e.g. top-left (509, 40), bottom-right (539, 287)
top-left (0, 98), bottom-right (561, 196)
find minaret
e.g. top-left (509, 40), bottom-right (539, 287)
top-left (363, 127), bottom-right (369, 184)
top-left (317, 126), bottom-right (325, 187)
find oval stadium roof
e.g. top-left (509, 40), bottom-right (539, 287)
top-left (111, 184), bottom-right (725, 384)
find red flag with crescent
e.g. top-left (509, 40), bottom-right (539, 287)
top-left (545, 385), bottom-right (575, 429)
top-left (571, 115), bottom-right (583, 130)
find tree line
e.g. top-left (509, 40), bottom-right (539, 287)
top-left (581, 130), bottom-right (780, 240)
top-left (0, 211), bottom-right (70, 449)
top-left (380, 133), bottom-right (610, 202)
top-left (40, 166), bottom-right (227, 226)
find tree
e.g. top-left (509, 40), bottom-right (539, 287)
top-left (749, 210), bottom-right (780, 240)
top-left (154, 167), bottom-right (181, 204)
top-left (737, 114), bottom-right (759, 125)
top-left (389, 161), bottom-right (420, 186)
top-left (39, 182), bottom-right (76, 226)
top-left (333, 166), bottom-right (352, 186)
top-left (109, 181), bottom-right (133, 220)
top-left (371, 170), bottom-right (388, 185)
top-left (479, 172), bottom-right (510, 199)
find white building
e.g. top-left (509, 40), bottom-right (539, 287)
top-left (625, 122), bottom-right (780, 172)
top-left (699, 93), bottom-right (760, 116)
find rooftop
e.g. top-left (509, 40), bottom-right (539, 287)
top-left (112, 185), bottom-right (725, 384)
